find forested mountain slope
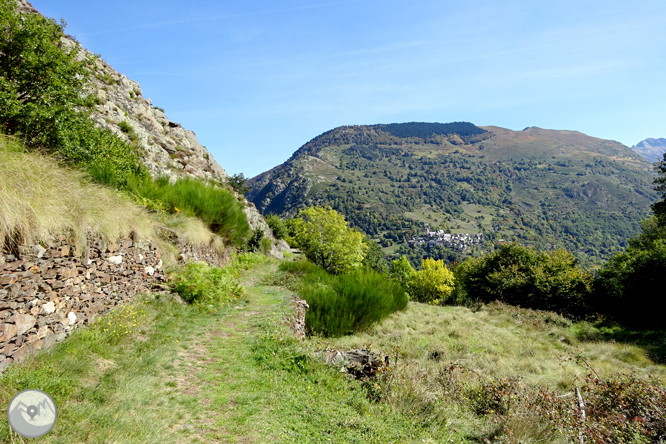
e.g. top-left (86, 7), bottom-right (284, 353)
top-left (248, 122), bottom-right (657, 266)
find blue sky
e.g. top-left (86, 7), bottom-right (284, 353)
top-left (30, 0), bottom-right (666, 177)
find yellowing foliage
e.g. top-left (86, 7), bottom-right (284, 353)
top-left (411, 258), bottom-right (455, 304)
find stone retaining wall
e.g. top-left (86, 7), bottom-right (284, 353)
top-left (0, 236), bottom-right (167, 372)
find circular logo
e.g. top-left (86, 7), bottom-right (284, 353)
top-left (7, 389), bottom-right (58, 438)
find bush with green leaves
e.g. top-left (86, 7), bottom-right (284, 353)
top-left (410, 258), bottom-right (456, 305)
top-left (288, 206), bottom-right (367, 274)
top-left (454, 243), bottom-right (593, 318)
top-left (594, 217), bottom-right (666, 328)
top-left (389, 256), bottom-right (416, 292)
top-left (170, 253), bottom-right (266, 305)
top-left (226, 173), bottom-right (250, 195)
top-left (265, 213), bottom-right (288, 240)
top-left (280, 260), bottom-right (408, 337)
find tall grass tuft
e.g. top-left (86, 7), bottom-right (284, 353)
top-left (281, 261), bottom-right (408, 337)
top-left (125, 175), bottom-right (251, 247)
top-left (0, 135), bottom-right (153, 251)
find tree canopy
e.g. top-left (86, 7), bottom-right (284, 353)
top-left (652, 152), bottom-right (666, 225)
top-left (289, 206), bottom-right (368, 274)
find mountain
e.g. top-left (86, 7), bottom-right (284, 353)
top-left (632, 138), bottom-right (666, 163)
top-left (247, 122), bottom-right (658, 267)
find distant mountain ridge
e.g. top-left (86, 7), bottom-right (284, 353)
top-left (248, 122), bottom-right (657, 266)
top-left (632, 138), bottom-right (666, 163)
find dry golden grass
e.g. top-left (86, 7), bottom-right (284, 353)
top-left (329, 300), bottom-right (666, 390)
top-left (0, 135), bottom-right (154, 251)
top-left (160, 214), bottom-right (225, 254)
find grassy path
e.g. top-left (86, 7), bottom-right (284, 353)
top-left (1, 261), bottom-right (437, 443)
top-left (0, 261), bottom-right (294, 443)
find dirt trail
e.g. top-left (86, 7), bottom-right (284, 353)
top-left (168, 262), bottom-right (295, 443)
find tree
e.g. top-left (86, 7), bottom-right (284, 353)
top-left (389, 256), bottom-right (416, 292)
top-left (226, 173), bottom-right (250, 195)
top-left (652, 153), bottom-right (666, 226)
top-left (289, 206), bottom-right (367, 274)
top-left (594, 217), bottom-right (666, 328)
top-left (0, 1), bottom-right (91, 149)
top-left (411, 258), bottom-right (455, 305)
top-left (361, 236), bottom-right (389, 274)
top-left (454, 243), bottom-right (593, 317)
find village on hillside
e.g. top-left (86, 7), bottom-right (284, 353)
top-left (407, 226), bottom-right (484, 251)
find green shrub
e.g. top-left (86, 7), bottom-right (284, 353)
top-left (170, 253), bottom-right (266, 305)
top-left (265, 213), bottom-right (288, 240)
top-left (247, 228), bottom-right (264, 253)
top-left (118, 120), bottom-right (138, 141)
top-left (389, 256), bottom-right (416, 292)
top-left (259, 236), bottom-right (272, 255)
top-left (283, 261), bottom-right (408, 337)
top-left (454, 243), bottom-right (593, 318)
top-left (170, 261), bottom-right (243, 304)
top-left (226, 173), bottom-right (250, 194)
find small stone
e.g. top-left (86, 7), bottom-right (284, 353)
top-left (108, 255), bottom-right (122, 265)
top-left (0, 323), bottom-right (17, 342)
top-left (0, 358), bottom-right (11, 373)
top-left (61, 246), bottom-right (71, 257)
top-left (42, 301), bottom-right (56, 314)
top-left (144, 266), bottom-right (155, 276)
top-left (37, 326), bottom-right (49, 339)
top-left (32, 244), bottom-right (47, 259)
top-left (0, 274), bottom-right (18, 285)
top-left (15, 313), bottom-right (37, 336)
top-left (67, 311), bottom-right (77, 325)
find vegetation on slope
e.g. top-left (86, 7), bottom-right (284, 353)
top-left (0, 1), bottom-right (251, 249)
top-left (248, 124), bottom-right (657, 267)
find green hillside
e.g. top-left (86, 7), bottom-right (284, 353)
top-left (247, 123), bottom-right (657, 267)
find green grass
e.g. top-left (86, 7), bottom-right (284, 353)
top-left (125, 175), bottom-right (251, 247)
top-left (2, 261), bottom-right (664, 443)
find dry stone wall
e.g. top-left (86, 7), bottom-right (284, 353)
top-left (0, 236), bottom-right (167, 372)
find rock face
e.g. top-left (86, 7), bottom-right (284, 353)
top-left (632, 138), bottom-right (666, 163)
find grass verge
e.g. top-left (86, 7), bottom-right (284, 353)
top-left (0, 135), bottom-right (153, 252)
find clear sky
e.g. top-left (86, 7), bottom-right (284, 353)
top-left (29, 0), bottom-right (666, 178)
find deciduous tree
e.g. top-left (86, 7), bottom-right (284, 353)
top-left (289, 206), bottom-right (367, 274)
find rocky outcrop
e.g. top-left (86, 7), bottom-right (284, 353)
top-left (0, 236), bottom-right (167, 372)
top-left (632, 138), bottom-right (666, 163)
top-left (14, 0), bottom-right (281, 245)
